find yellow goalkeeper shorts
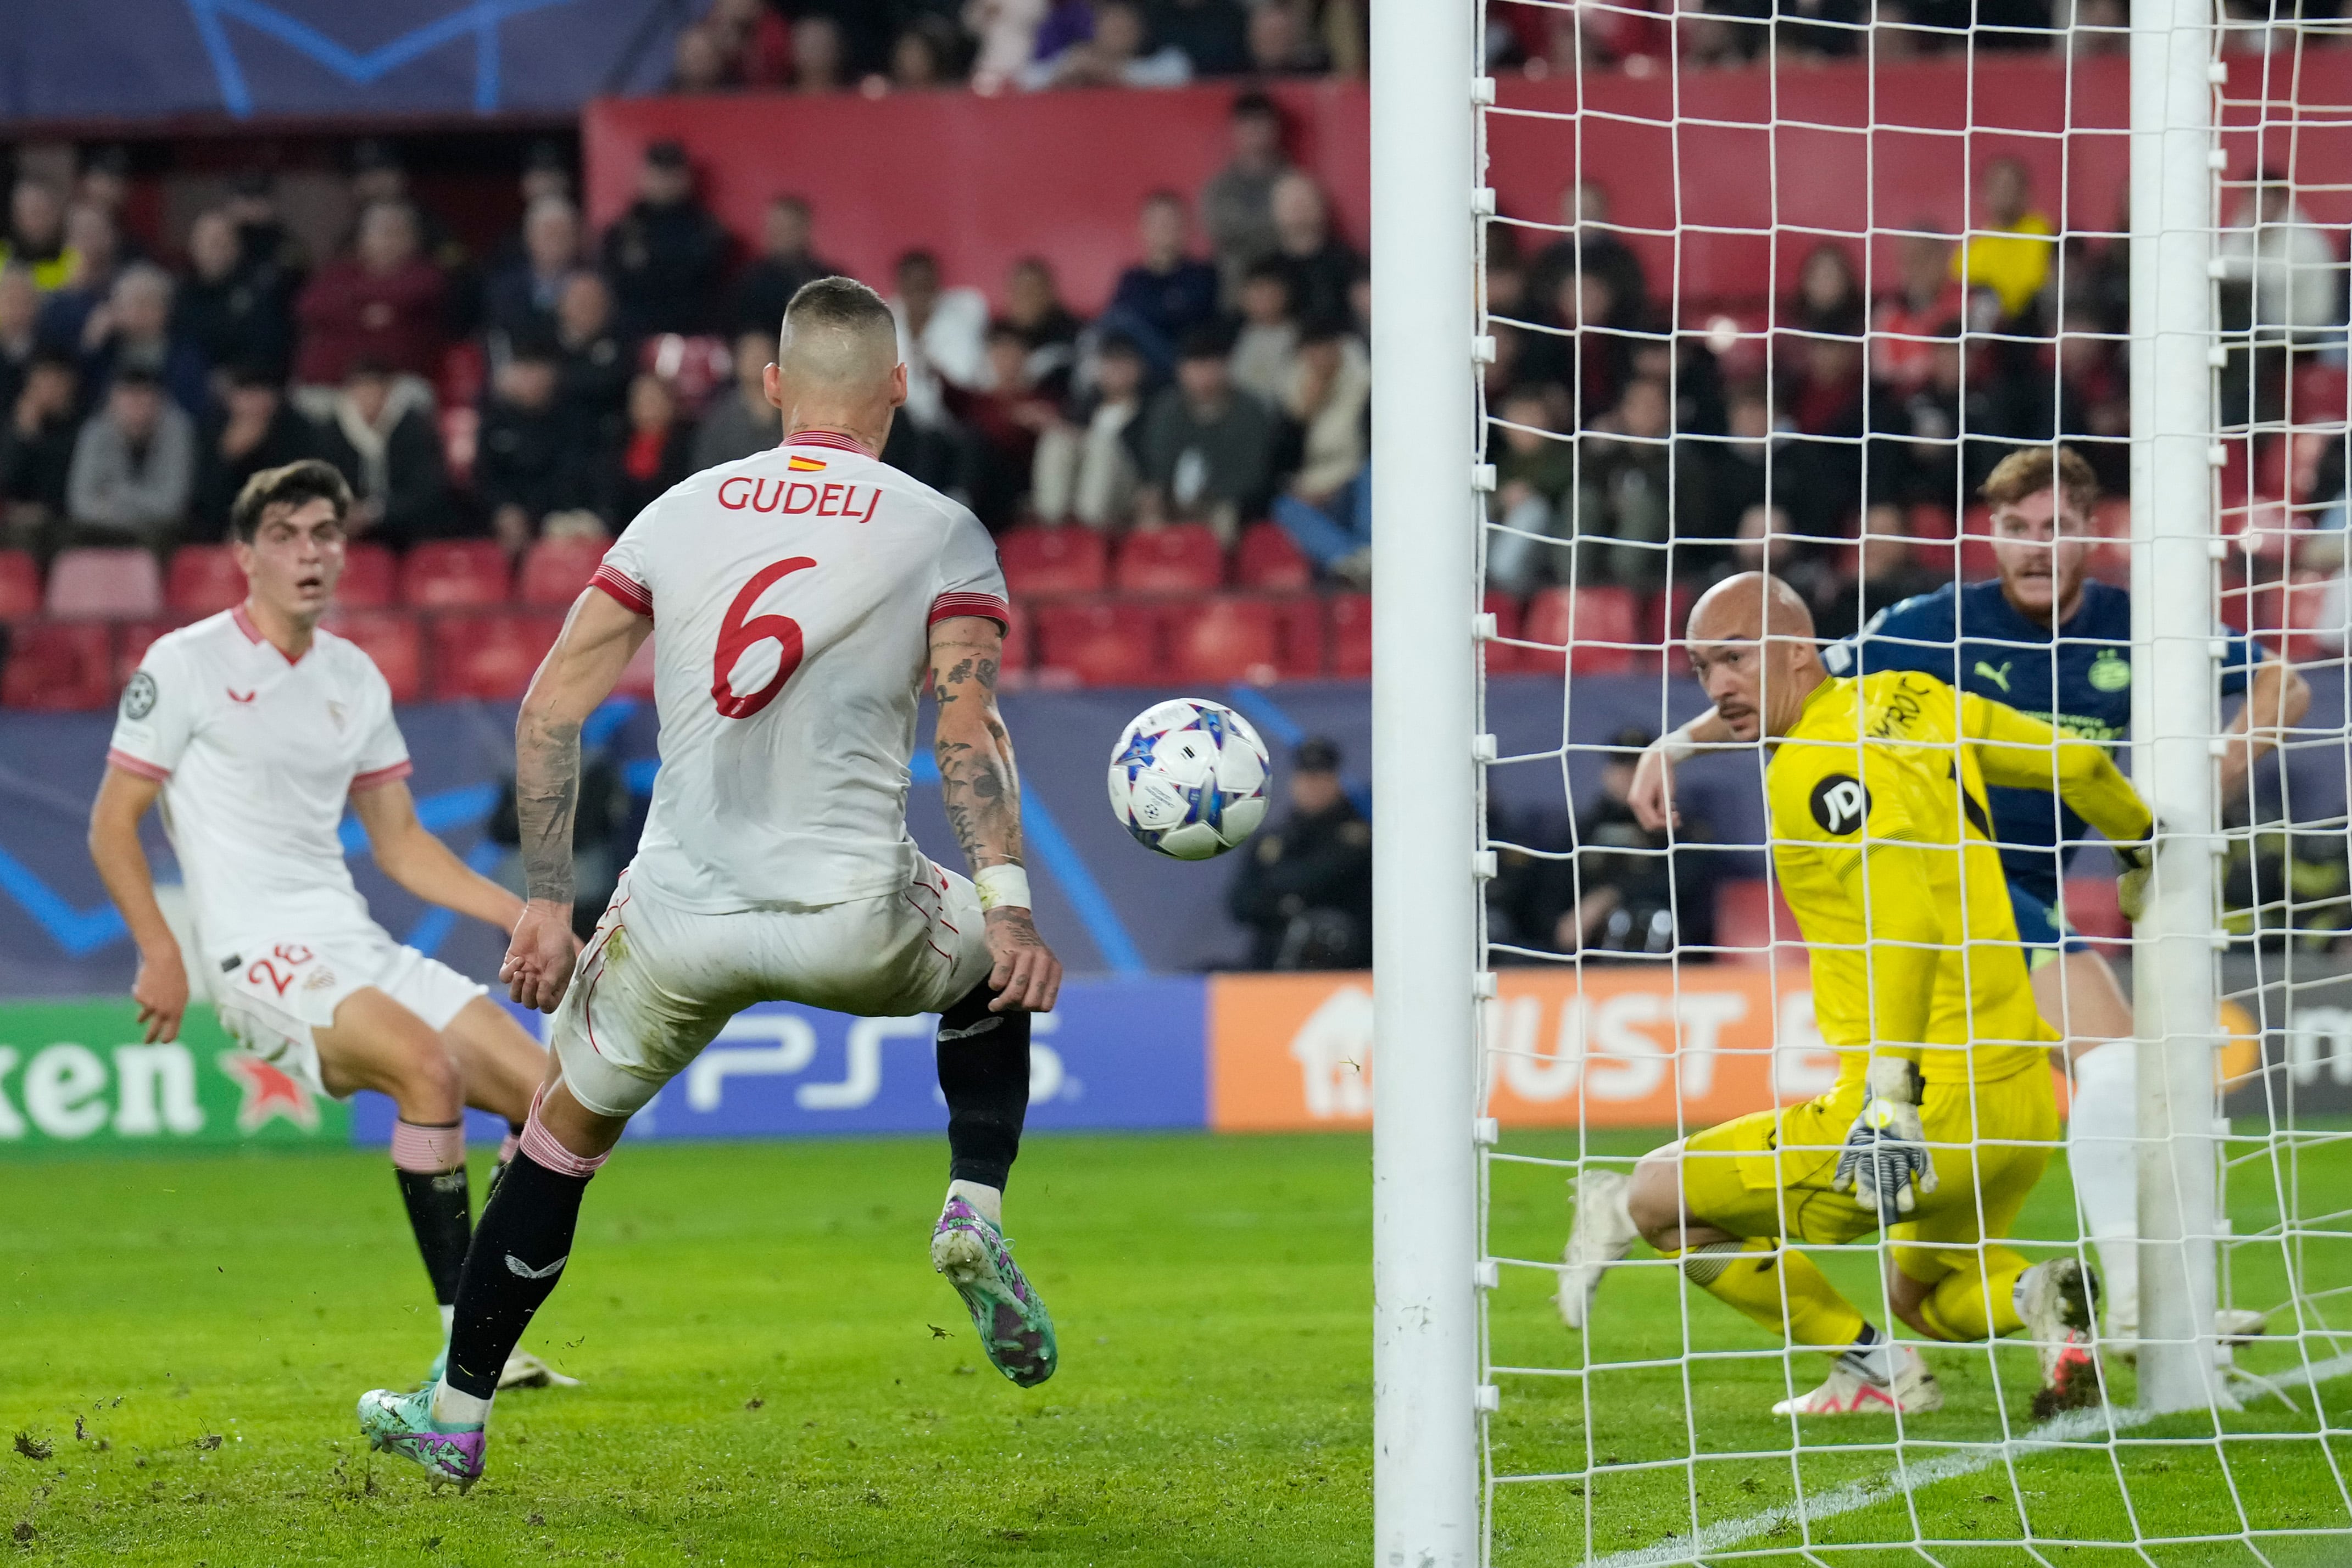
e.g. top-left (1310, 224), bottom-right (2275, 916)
top-left (1675, 1063), bottom-right (2059, 1281)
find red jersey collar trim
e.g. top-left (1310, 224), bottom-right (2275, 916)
top-left (784, 429), bottom-right (877, 459)
top-left (232, 601), bottom-right (308, 666)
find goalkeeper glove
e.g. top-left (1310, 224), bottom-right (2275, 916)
top-left (1832, 1056), bottom-right (1937, 1225)
top-left (2114, 829), bottom-right (2159, 925)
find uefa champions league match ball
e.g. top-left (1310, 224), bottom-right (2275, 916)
top-left (1107, 699), bottom-right (1272, 860)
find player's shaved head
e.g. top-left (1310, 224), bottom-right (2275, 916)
top-left (1686, 571), bottom-right (1816, 645)
top-left (1685, 573), bottom-right (1826, 742)
top-left (778, 275), bottom-right (899, 389)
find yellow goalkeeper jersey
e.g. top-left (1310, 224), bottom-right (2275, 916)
top-left (1765, 668), bottom-right (2152, 1086)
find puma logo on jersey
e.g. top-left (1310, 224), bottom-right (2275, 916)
top-left (1973, 661), bottom-right (2012, 693)
top-left (1809, 773), bottom-right (1871, 835)
top-left (226, 689), bottom-right (256, 704)
top-left (505, 1253), bottom-right (567, 1281)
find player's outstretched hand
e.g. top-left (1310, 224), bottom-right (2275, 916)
top-left (132, 944), bottom-right (188, 1044)
top-left (983, 907), bottom-right (1062, 1014)
top-left (1831, 1057), bottom-right (1938, 1225)
top-left (1628, 741), bottom-right (1677, 833)
top-left (502, 900), bottom-right (582, 1014)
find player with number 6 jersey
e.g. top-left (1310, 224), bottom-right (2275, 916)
top-left (359, 277), bottom-right (1065, 1492)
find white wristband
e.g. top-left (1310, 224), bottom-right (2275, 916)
top-left (1658, 722), bottom-right (1702, 766)
top-left (974, 863), bottom-right (1032, 912)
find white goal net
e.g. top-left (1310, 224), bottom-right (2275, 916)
top-left (1375, 0), bottom-right (2352, 1560)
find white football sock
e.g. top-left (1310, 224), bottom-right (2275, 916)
top-left (2067, 1040), bottom-right (2139, 1328)
top-left (1838, 1322), bottom-right (1899, 1383)
top-left (431, 1379), bottom-right (491, 1429)
top-left (946, 1179), bottom-right (1004, 1227)
top-left (439, 1304), bottom-right (456, 1335)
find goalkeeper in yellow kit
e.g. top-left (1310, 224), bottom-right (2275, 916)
top-left (1558, 572), bottom-right (2156, 1417)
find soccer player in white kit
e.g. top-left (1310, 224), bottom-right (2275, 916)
top-left (87, 460), bottom-right (561, 1387)
top-left (358, 278), bottom-right (1064, 1489)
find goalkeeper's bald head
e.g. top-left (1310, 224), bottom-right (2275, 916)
top-left (1685, 572), bottom-right (1827, 741)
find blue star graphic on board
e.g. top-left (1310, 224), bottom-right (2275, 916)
top-left (183, 0), bottom-right (582, 116)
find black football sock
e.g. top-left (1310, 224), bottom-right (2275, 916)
top-left (443, 1148), bottom-right (599, 1401)
top-left (484, 1121), bottom-right (525, 1204)
top-left (937, 979), bottom-right (1032, 1192)
top-left (391, 1119), bottom-right (471, 1309)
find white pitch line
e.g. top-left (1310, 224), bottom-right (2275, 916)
top-left (1587, 1352), bottom-right (2352, 1568)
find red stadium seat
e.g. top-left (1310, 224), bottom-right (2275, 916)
top-left (2293, 360), bottom-right (2349, 423)
top-left (1233, 522), bottom-right (1312, 592)
top-left (996, 526), bottom-right (1108, 596)
top-left (1907, 503), bottom-right (1956, 540)
top-left (997, 600), bottom-right (1033, 688)
top-left (46, 549), bottom-right (162, 618)
top-left (1328, 592), bottom-right (1372, 679)
top-left (1712, 879), bottom-right (1804, 965)
top-left (0, 550), bottom-right (39, 619)
top-left (1032, 598), bottom-right (1163, 687)
top-left (1481, 591), bottom-right (1525, 674)
top-left (1, 621), bottom-right (114, 710)
top-left (1520, 587), bottom-right (1641, 674)
top-left (428, 611), bottom-right (565, 701)
top-left (1114, 524), bottom-right (1225, 594)
top-left (337, 543), bottom-right (398, 609)
top-left (165, 545), bottom-right (247, 615)
top-left (328, 610), bottom-right (426, 703)
top-left (519, 537), bottom-right (611, 607)
top-left (439, 339), bottom-right (487, 409)
top-left (402, 540), bottom-right (510, 609)
top-left (113, 616), bottom-right (196, 689)
top-left (1958, 503), bottom-right (1998, 582)
top-left (439, 406), bottom-right (479, 487)
top-left (1166, 595), bottom-right (1305, 685)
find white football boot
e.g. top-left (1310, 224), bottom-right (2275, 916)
top-left (1773, 1344), bottom-right (1943, 1416)
top-left (1557, 1169), bottom-right (1640, 1330)
top-left (2017, 1258), bottom-right (2104, 1417)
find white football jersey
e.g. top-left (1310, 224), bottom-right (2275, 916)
top-left (593, 429), bottom-right (1010, 913)
top-left (107, 606), bottom-right (411, 961)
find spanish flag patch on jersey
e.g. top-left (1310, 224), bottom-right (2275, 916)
top-left (787, 455), bottom-right (826, 472)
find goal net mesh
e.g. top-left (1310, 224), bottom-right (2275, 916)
top-left (1470, 0), bottom-right (2352, 1559)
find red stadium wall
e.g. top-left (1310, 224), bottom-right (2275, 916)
top-left (586, 53), bottom-right (2352, 313)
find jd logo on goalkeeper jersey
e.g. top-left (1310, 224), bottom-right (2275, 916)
top-left (1810, 774), bottom-right (1870, 835)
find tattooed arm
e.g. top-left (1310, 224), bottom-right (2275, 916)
top-left (502, 585), bottom-right (652, 1012)
top-left (930, 614), bottom-right (1062, 1013)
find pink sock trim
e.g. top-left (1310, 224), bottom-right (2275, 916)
top-left (391, 1119), bottom-right (466, 1173)
top-left (497, 1130), bottom-right (521, 1164)
top-left (517, 1086), bottom-right (609, 1179)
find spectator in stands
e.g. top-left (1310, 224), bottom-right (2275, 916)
top-left (177, 208), bottom-right (292, 384)
top-left (2054, 304), bottom-right (2130, 494)
top-left (1528, 179), bottom-right (1647, 331)
top-left (600, 141), bottom-right (731, 336)
top-left (37, 204), bottom-right (125, 354)
top-left (1247, 2), bottom-right (1328, 72)
top-left (1957, 155), bottom-right (2055, 324)
top-left (1227, 736), bottom-right (1372, 970)
top-left (0, 351), bottom-right (79, 554)
top-left (1870, 224), bottom-right (1960, 397)
top-left (671, 24), bottom-right (734, 92)
top-left (1033, 331), bottom-right (1147, 528)
top-left (192, 364), bottom-right (319, 540)
top-left (554, 271), bottom-right (633, 449)
top-left (1025, 0), bottom-right (1193, 86)
top-left (1268, 172), bottom-right (1362, 331)
top-left (1791, 243), bottom-right (1865, 337)
top-left (293, 200), bottom-right (448, 390)
top-left (1030, 0), bottom-right (1102, 63)
top-left (348, 140), bottom-right (467, 280)
top-left (693, 330), bottom-right (783, 470)
top-left (2220, 172), bottom-right (2345, 426)
top-left (792, 14), bottom-right (850, 91)
top-left (1, 179), bottom-right (70, 291)
top-left (81, 264), bottom-right (209, 417)
top-left (596, 372), bottom-right (697, 529)
top-left (1229, 259), bottom-right (1300, 406)
top-left (891, 16), bottom-right (967, 87)
top-left (1810, 503), bottom-right (1945, 643)
top-left (891, 249), bottom-right (991, 433)
top-left (311, 359), bottom-right (451, 551)
top-left (0, 265), bottom-right (37, 415)
top-left (1781, 331), bottom-right (1873, 535)
top-left (483, 196), bottom-right (584, 342)
top-left (64, 367), bottom-right (193, 554)
top-left (705, 0), bottom-right (793, 85)
top-left (1283, 316), bottom-right (1370, 503)
top-left (1497, 729), bottom-right (1716, 960)
top-left (1135, 325), bottom-right (1278, 541)
top-left (1484, 384), bottom-right (1578, 595)
top-left (955, 323), bottom-right (1062, 528)
top-left (1149, 0), bottom-right (1251, 75)
top-left (476, 340), bottom-right (588, 551)
top-left (1201, 92), bottom-right (1296, 306)
top-left (1002, 256), bottom-right (1082, 398)
top-left (520, 139), bottom-right (575, 209)
top-left (1575, 376), bottom-right (1711, 588)
top-left (731, 196), bottom-right (838, 336)
top-left (1102, 191), bottom-right (1223, 378)
top-left (1698, 383), bottom-right (1779, 543)
top-left (77, 148), bottom-right (134, 244)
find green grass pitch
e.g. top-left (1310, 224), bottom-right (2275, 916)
top-left (3, 1129), bottom-right (2349, 1565)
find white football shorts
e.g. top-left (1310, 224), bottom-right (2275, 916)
top-left (208, 928), bottom-right (488, 1100)
top-left (550, 857), bottom-right (991, 1118)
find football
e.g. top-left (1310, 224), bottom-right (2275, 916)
top-left (1106, 699), bottom-right (1272, 860)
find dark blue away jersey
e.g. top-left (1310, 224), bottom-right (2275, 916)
top-left (1819, 579), bottom-right (2259, 903)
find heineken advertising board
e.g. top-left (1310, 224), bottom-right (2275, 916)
top-left (0, 1001), bottom-right (349, 1155)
